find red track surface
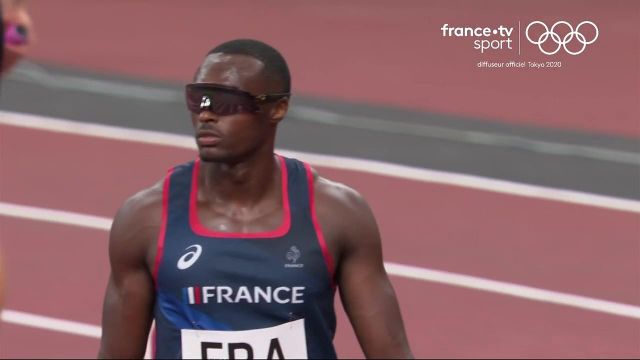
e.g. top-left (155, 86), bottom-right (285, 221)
top-left (1, 124), bottom-right (638, 358)
top-left (23, 0), bottom-right (640, 137)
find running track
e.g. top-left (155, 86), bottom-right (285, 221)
top-left (1, 0), bottom-right (639, 357)
top-left (22, 0), bottom-right (640, 138)
top-left (0, 113), bottom-right (638, 358)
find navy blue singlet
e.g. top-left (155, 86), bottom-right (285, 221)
top-left (152, 155), bottom-right (337, 359)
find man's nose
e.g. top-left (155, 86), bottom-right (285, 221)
top-left (197, 110), bottom-right (219, 123)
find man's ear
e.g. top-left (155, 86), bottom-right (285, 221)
top-left (269, 97), bottom-right (290, 124)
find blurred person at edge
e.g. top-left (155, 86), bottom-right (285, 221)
top-left (0, 0), bottom-right (32, 310)
top-left (1, 0), bottom-right (32, 75)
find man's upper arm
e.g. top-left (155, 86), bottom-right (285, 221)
top-left (316, 176), bottom-right (413, 358)
top-left (98, 185), bottom-right (162, 358)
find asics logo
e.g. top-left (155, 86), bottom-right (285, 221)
top-left (177, 245), bottom-right (203, 270)
top-left (525, 20), bottom-right (598, 55)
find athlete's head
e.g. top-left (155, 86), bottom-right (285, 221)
top-left (1, 0), bottom-right (32, 76)
top-left (188, 39), bottom-right (291, 163)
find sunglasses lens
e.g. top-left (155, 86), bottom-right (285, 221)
top-left (185, 85), bottom-right (259, 115)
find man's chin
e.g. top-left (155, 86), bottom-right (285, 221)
top-left (198, 148), bottom-right (224, 163)
top-left (198, 147), bottom-right (236, 163)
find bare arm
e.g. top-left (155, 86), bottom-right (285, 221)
top-left (98, 186), bottom-right (162, 358)
top-left (316, 177), bottom-right (413, 358)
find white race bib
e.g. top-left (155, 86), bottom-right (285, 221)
top-left (181, 319), bottom-right (307, 359)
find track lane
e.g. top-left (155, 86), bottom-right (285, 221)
top-left (1, 124), bottom-right (638, 306)
top-left (0, 323), bottom-right (99, 358)
top-left (0, 218), bottom-right (108, 324)
top-left (22, 0), bottom-right (640, 137)
top-left (1, 219), bottom-right (638, 359)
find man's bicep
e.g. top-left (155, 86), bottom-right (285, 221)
top-left (337, 194), bottom-right (413, 358)
top-left (98, 200), bottom-right (157, 358)
top-left (100, 272), bottom-right (154, 358)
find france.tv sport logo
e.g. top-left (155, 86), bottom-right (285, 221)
top-left (526, 20), bottom-right (598, 55)
top-left (440, 20), bottom-right (598, 56)
top-left (440, 24), bottom-right (515, 53)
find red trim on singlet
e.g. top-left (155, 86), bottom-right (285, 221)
top-left (304, 162), bottom-right (336, 287)
top-left (189, 155), bottom-right (291, 238)
top-left (152, 167), bottom-right (174, 288)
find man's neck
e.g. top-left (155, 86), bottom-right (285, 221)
top-left (198, 150), bottom-right (279, 208)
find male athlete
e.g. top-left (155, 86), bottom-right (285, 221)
top-left (98, 39), bottom-right (412, 359)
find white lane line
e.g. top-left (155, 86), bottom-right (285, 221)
top-left (1, 309), bottom-right (153, 359)
top-left (280, 149), bottom-right (640, 214)
top-left (9, 62), bottom-right (639, 165)
top-left (1, 309), bottom-right (101, 338)
top-left (287, 106), bottom-right (640, 166)
top-left (0, 202), bottom-right (111, 230)
top-left (385, 263), bottom-right (640, 319)
top-left (1, 201), bottom-right (639, 320)
top-left (1, 111), bottom-right (639, 213)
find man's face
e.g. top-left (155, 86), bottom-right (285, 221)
top-left (190, 53), bottom-right (278, 163)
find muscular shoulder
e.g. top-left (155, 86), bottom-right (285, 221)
top-left (314, 173), bottom-right (370, 219)
top-left (311, 167), bottom-right (380, 253)
top-left (114, 180), bottom-right (164, 228)
top-left (113, 180), bottom-right (164, 233)
top-left (109, 179), bottom-right (165, 268)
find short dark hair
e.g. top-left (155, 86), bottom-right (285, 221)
top-left (204, 39), bottom-right (291, 94)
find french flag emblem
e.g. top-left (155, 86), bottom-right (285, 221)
top-left (183, 286), bottom-right (201, 304)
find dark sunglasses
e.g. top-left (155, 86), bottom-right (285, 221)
top-left (185, 83), bottom-right (290, 116)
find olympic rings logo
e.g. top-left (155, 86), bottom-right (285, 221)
top-left (525, 21), bottom-right (598, 55)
